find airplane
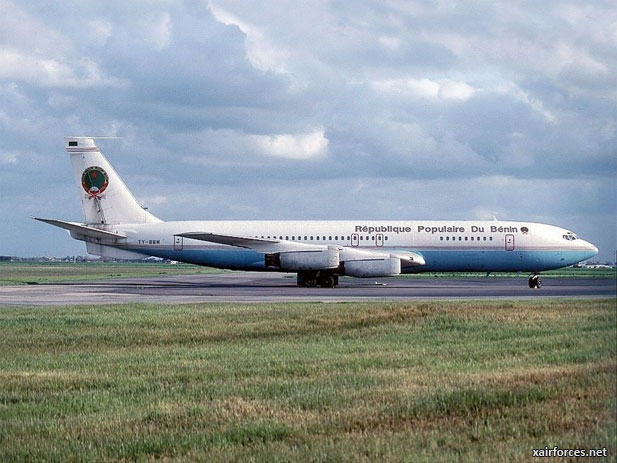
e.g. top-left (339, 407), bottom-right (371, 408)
top-left (35, 137), bottom-right (598, 289)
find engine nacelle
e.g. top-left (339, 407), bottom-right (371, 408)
top-left (343, 257), bottom-right (401, 278)
top-left (274, 248), bottom-right (340, 271)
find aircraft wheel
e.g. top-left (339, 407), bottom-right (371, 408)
top-left (528, 275), bottom-right (541, 289)
top-left (298, 272), bottom-right (318, 287)
top-left (319, 275), bottom-right (335, 288)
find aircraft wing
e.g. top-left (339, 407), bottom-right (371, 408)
top-left (33, 218), bottom-right (127, 240)
top-left (178, 232), bottom-right (425, 266)
top-left (177, 232), bottom-right (328, 253)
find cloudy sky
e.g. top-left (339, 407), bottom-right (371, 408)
top-left (0, 0), bottom-right (615, 260)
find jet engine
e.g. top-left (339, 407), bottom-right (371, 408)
top-left (266, 247), bottom-right (340, 271)
top-left (343, 256), bottom-right (401, 277)
top-left (337, 247), bottom-right (402, 277)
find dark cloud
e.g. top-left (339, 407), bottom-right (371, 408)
top-left (0, 0), bottom-right (614, 260)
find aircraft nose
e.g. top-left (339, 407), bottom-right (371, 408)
top-left (583, 241), bottom-right (599, 259)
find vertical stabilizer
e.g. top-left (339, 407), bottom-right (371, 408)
top-left (66, 137), bottom-right (161, 225)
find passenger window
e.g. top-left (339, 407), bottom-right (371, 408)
top-left (329, 236), bottom-right (332, 240)
top-left (385, 236), bottom-right (388, 240)
top-left (465, 237), bottom-right (468, 241)
top-left (304, 236), bottom-right (307, 240)
top-left (440, 236), bottom-right (443, 241)
top-left (347, 236), bottom-right (350, 240)
top-left (285, 236), bottom-right (289, 240)
top-left (360, 236), bottom-right (363, 240)
top-left (310, 236), bottom-right (313, 240)
top-left (490, 237), bottom-right (493, 241)
top-left (316, 236), bottom-right (319, 240)
top-left (446, 236), bottom-right (449, 241)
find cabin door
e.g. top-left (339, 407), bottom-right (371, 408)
top-left (351, 233), bottom-right (359, 247)
top-left (174, 235), bottom-right (183, 251)
top-left (375, 233), bottom-right (384, 247)
top-left (505, 234), bottom-right (515, 251)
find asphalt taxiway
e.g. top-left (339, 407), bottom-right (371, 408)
top-left (0, 272), bottom-right (614, 306)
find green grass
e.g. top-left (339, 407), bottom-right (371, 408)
top-left (0, 262), bottom-right (222, 285)
top-left (0, 300), bottom-right (615, 462)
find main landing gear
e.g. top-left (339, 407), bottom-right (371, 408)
top-left (297, 271), bottom-right (339, 288)
top-left (528, 273), bottom-right (542, 289)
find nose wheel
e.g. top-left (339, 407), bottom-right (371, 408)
top-left (528, 274), bottom-right (542, 289)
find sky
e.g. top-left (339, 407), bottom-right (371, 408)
top-left (0, 0), bottom-right (615, 261)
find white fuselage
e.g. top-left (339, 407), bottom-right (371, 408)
top-left (86, 219), bottom-right (598, 273)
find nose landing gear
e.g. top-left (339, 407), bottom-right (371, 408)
top-left (528, 274), bottom-right (542, 289)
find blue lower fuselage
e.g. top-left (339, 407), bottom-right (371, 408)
top-left (128, 246), bottom-right (592, 273)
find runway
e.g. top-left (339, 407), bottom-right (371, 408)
top-left (0, 272), bottom-right (614, 306)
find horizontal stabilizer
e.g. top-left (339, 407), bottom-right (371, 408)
top-left (33, 218), bottom-right (127, 240)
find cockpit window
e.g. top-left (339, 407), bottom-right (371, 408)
top-left (562, 232), bottom-right (578, 241)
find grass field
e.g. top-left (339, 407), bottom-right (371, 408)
top-left (0, 262), bottom-right (225, 285)
top-left (0, 299), bottom-right (614, 462)
top-left (0, 261), bottom-right (614, 286)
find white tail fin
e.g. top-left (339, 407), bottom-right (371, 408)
top-left (66, 137), bottom-right (161, 225)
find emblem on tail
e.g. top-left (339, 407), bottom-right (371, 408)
top-left (81, 166), bottom-right (109, 197)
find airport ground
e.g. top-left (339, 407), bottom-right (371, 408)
top-left (0, 262), bottom-right (615, 306)
top-left (0, 299), bottom-right (614, 462)
top-left (1, 261), bottom-right (615, 286)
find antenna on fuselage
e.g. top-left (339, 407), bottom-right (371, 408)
top-left (64, 136), bottom-right (122, 139)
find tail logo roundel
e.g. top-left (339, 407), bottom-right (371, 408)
top-left (81, 166), bottom-right (109, 197)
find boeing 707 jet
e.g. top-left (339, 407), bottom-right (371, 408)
top-left (35, 137), bottom-right (598, 288)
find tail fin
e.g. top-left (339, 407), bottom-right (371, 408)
top-left (66, 137), bottom-right (161, 225)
